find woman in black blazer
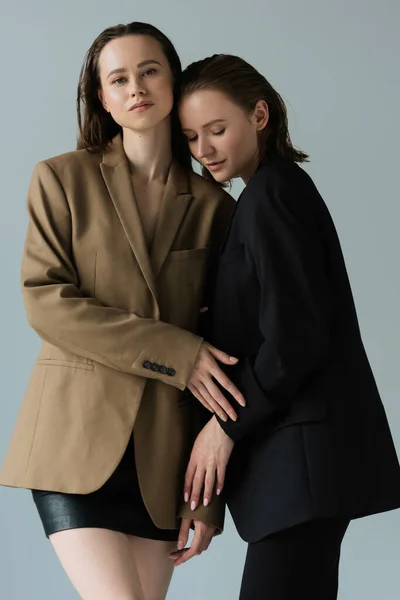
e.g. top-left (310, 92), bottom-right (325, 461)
top-left (171, 54), bottom-right (400, 599)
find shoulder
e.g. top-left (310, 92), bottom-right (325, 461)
top-left (248, 160), bottom-right (317, 198)
top-left (33, 147), bottom-right (102, 182)
top-left (188, 170), bottom-right (235, 208)
top-left (243, 160), bottom-right (322, 220)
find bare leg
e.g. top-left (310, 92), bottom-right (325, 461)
top-left (127, 537), bottom-right (177, 600)
top-left (49, 528), bottom-right (145, 600)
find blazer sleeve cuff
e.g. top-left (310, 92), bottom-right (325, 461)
top-left (178, 496), bottom-right (225, 535)
top-left (130, 332), bottom-right (203, 391)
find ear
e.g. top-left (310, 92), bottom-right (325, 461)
top-left (251, 100), bottom-right (269, 131)
top-left (98, 88), bottom-right (109, 113)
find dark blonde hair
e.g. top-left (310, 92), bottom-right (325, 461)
top-left (76, 21), bottom-right (192, 169)
top-left (181, 54), bottom-right (309, 181)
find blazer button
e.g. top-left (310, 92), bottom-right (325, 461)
top-left (158, 366), bottom-right (167, 375)
top-left (167, 368), bottom-right (176, 377)
top-left (151, 363), bottom-right (159, 372)
top-left (143, 361), bottom-right (151, 369)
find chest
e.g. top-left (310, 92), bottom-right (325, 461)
top-left (132, 179), bottom-right (164, 249)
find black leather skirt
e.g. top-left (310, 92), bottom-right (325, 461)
top-left (31, 435), bottom-right (179, 542)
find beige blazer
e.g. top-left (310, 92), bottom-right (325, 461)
top-left (0, 134), bottom-right (235, 530)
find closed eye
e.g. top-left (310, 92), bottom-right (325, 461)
top-left (212, 129), bottom-right (225, 136)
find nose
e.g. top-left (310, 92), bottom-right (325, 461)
top-left (129, 75), bottom-right (146, 97)
top-left (196, 136), bottom-right (215, 160)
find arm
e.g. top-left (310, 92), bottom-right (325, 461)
top-left (22, 161), bottom-right (203, 390)
top-left (217, 173), bottom-right (332, 440)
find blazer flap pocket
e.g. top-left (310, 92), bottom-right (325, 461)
top-left (37, 346), bottom-right (95, 369)
top-left (36, 359), bottom-right (94, 371)
top-left (168, 247), bottom-right (210, 262)
top-left (268, 398), bottom-right (327, 434)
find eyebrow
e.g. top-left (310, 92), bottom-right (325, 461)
top-left (107, 59), bottom-right (162, 79)
top-left (182, 119), bottom-right (227, 132)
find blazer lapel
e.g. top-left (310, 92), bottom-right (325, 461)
top-left (100, 135), bottom-right (158, 307)
top-left (151, 161), bottom-right (193, 277)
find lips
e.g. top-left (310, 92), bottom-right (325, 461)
top-left (128, 101), bottom-right (154, 111)
top-left (206, 160), bottom-right (226, 171)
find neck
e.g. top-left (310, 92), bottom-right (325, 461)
top-left (122, 119), bottom-right (173, 183)
top-left (241, 149), bottom-right (261, 184)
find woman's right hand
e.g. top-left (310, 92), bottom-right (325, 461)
top-left (187, 342), bottom-right (246, 422)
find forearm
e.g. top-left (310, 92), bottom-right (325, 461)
top-left (24, 283), bottom-right (203, 390)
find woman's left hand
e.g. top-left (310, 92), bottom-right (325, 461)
top-left (184, 416), bottom-right (235, 511)
top-left (169, 519), bottom-right (215, 566)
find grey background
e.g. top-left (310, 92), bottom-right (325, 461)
top-left (0, 0), bottom-right (399, 598)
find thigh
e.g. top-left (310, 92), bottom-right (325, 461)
top-left (127, 536), bottom-right (177, 600)
top-left (239, 518), bottom-right (350, 600)
top-left (50, 527), bottom-right (145, 600)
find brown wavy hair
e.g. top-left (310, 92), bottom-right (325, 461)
top-left (76, 21), bottom-right (192, 170)
top-left (181, 54), bottom-right (309, 181)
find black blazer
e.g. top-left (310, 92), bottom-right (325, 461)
top-left (207, 160), bottom-right (400, 543)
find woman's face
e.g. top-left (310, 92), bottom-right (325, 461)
top-left (98, 34), bottom-right (174, 133)
top-left (179, 89), bottom-right (267, 182)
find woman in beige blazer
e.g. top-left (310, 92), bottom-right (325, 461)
top-left (0, 22), bottom-right (243, 600)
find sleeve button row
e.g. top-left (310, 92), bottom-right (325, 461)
top-left (142, 361), bottom-right (176, 377)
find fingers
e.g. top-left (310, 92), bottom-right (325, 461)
top-left (202, 378), bottom-right (238, 421)
top-left (187, 383), bottom-right (215, 414)
top-left (207, 343), bottom-right (238, 365)
top-left (203, 468), bottom-right (216, 507)
top-left (216, 463), bottom-right (226, 497)
top-left (173, 523), bottom-right (214, 567)
top-left (188, 381), bottom-right (230, 423)
top-left (212, 367), bottom-right (246, 407)
top-left (206, 344), bottom-right (246, 408)
top-left (197, 381), bottom-right (230, 421)
top-left (202, 528), bottom-right (215, 552)
top-left (173, 541), bottom-right (199, 567)
top-left (190, 466), bottom-right (218, 511)
top-left (189, 467), bottom-right (206, 511)
top-left (184, 461), bottom-right (196, 504)
top-left (188, 343), bottom-right (246, 417)
top-left (177, 518), bottom-right (191, 552)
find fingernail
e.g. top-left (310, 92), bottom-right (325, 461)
top-left (230, 356), bottom-right (238, 362)
top-left (184, 493), bottom-right (189, 503)
top-left (239, 398), bottom-right (246, 407)
top-left (204, 498), bottom-right (209, 507)
top-left (191, 500), bottom-right (197, 511)
top-left (217, 488), bottom-right (221, 496)
top-left (177, 540), bottom-right (184, 550)
top-left (230, 413), bottom-right (237, 421)
top-left (221, 414), bottom-right (228, 422)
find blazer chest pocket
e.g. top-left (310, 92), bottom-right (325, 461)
top-left (168, 247), bottom-right (210, 262)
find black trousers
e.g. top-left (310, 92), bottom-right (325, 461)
top-left (239, 518), bottom-right (350, 600)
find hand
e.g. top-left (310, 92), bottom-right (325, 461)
top-left (169, 518), bottom-right (215, 566)
top-left (184, 416), bottom-right (234, 510)
top-left (187, 342), bottom-right (246, 422)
